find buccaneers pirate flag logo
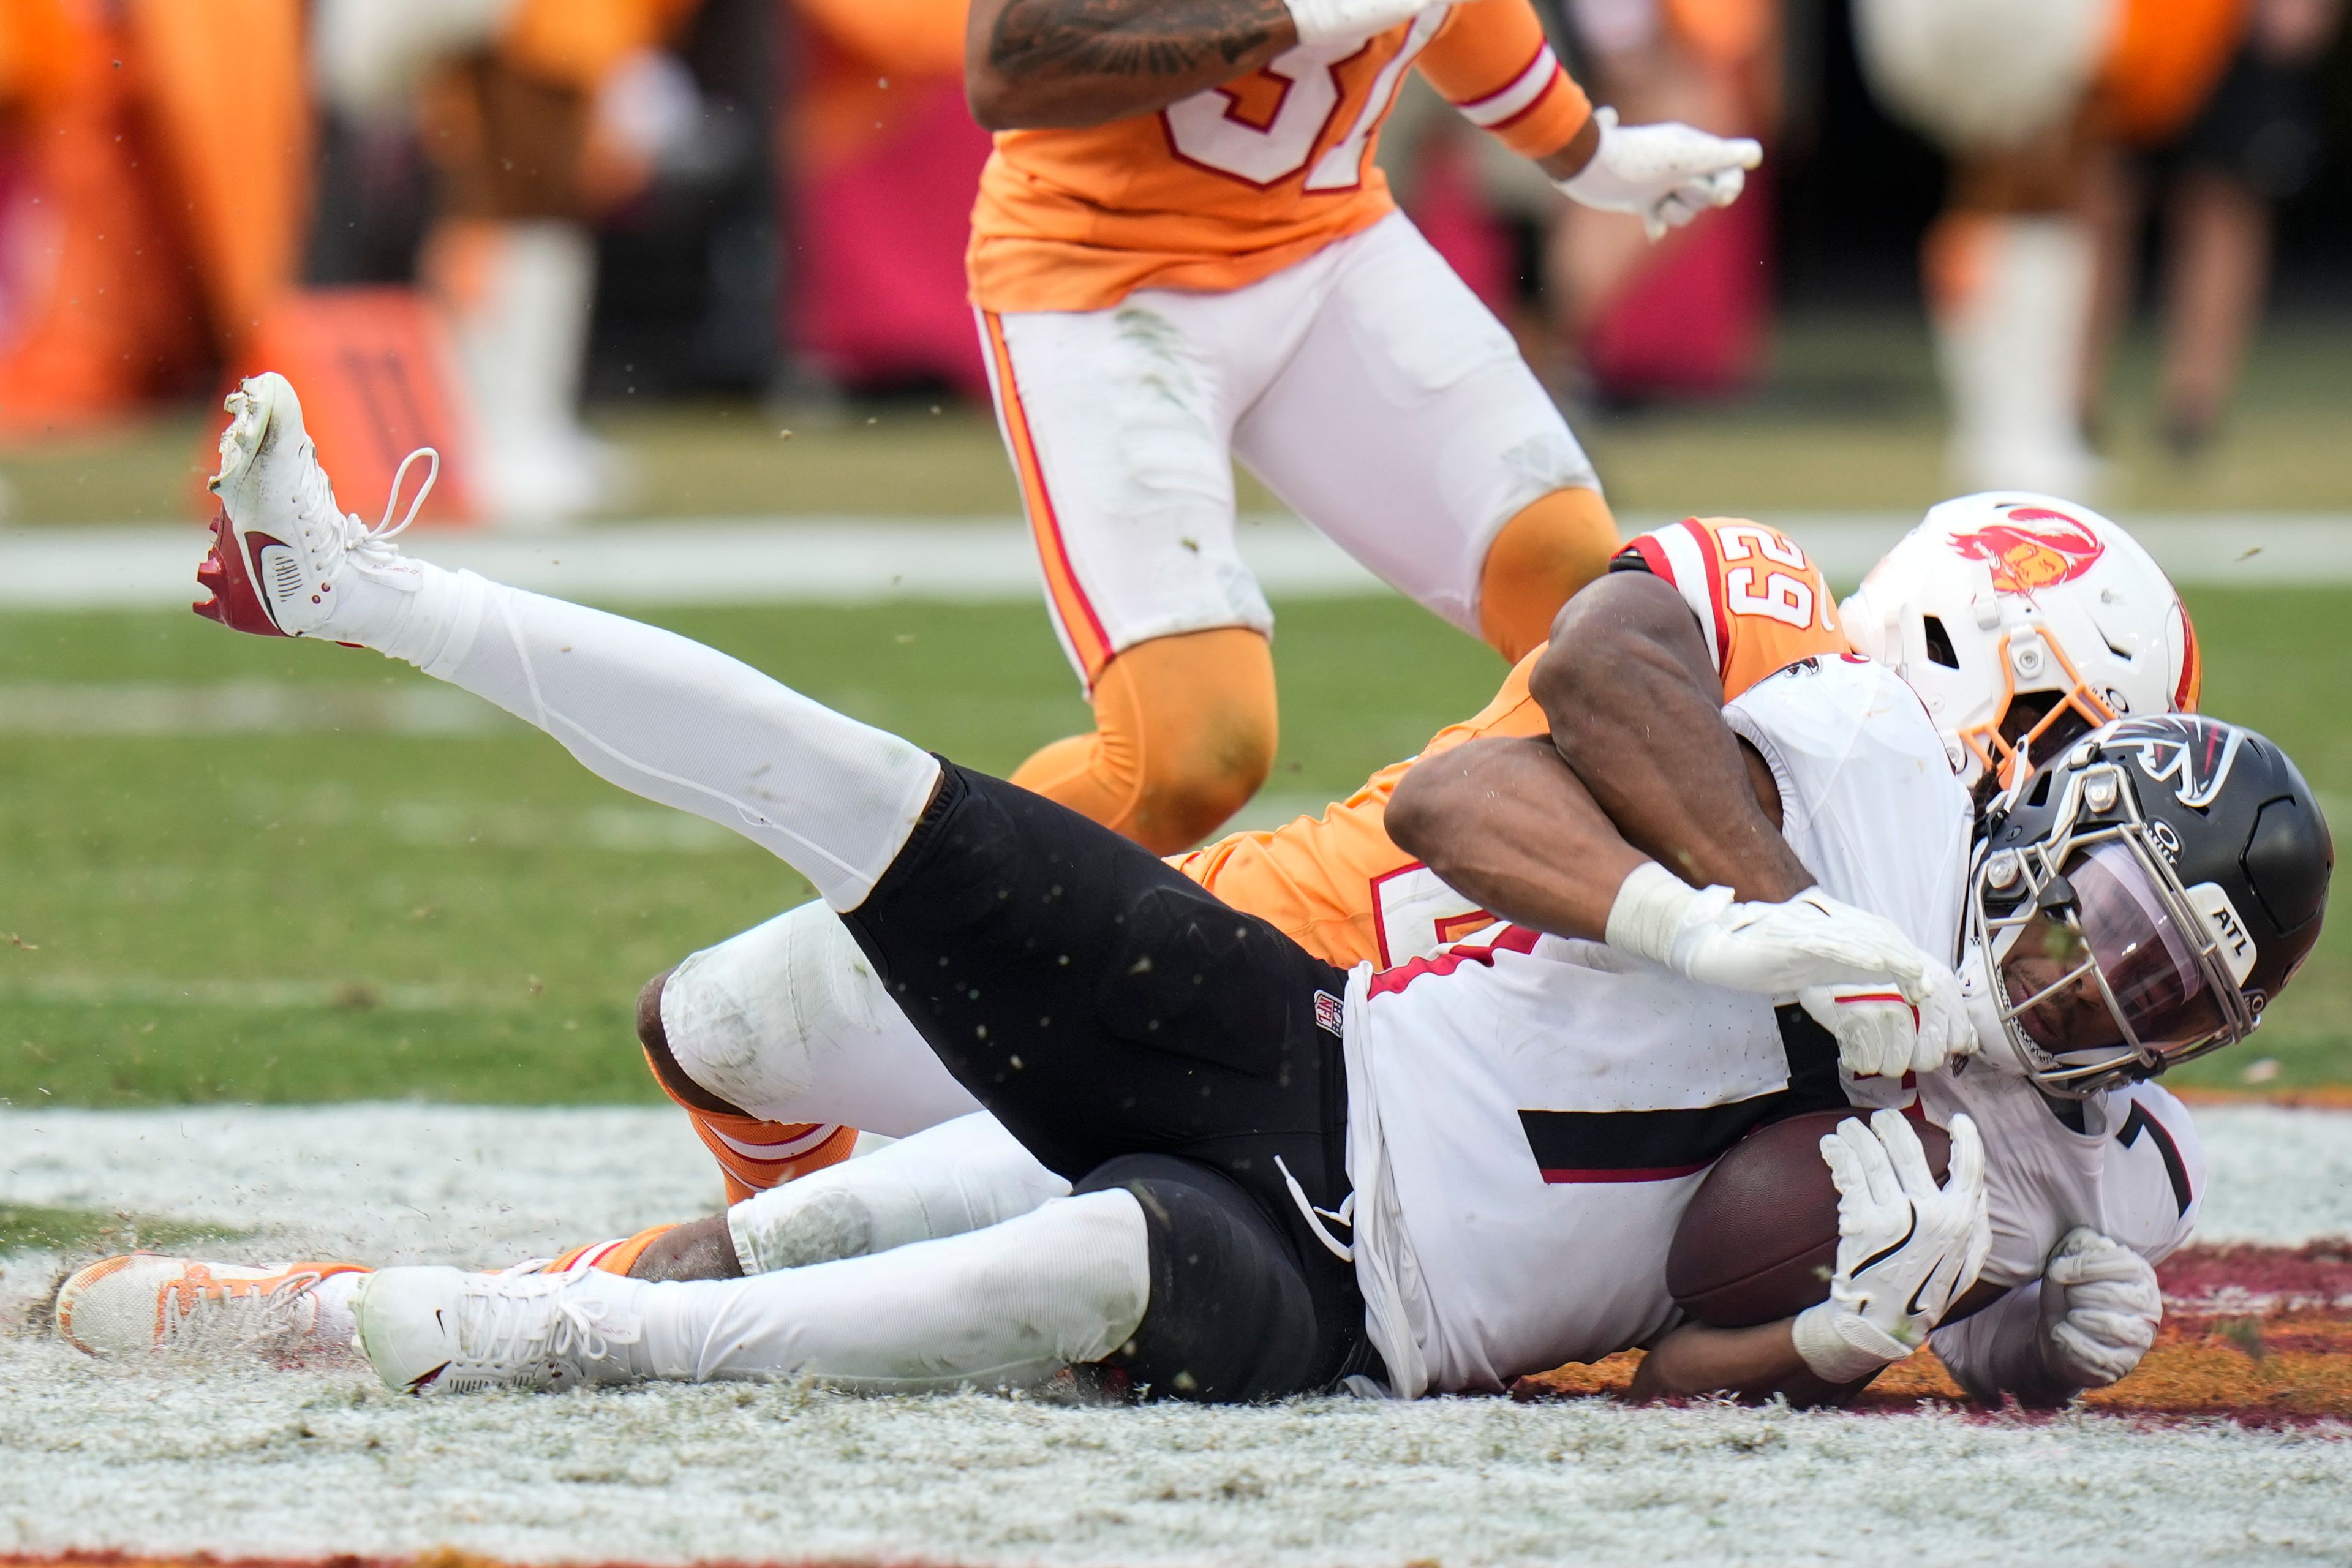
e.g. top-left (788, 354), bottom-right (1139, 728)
top-left (1948, 505), bottom-right (2108, 594)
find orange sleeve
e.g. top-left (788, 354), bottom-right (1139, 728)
top-left (1613, 518), bottom-right (1853, 699)
top-left (1417, 0), bottom-right (1592, 159)
top-left (1172, 653), bottom-right (1548, 967)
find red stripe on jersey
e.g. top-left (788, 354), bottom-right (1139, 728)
top-left (1623, 533), bottom-right (1675, 582)
top-left (1538, 1163), bottom-right (1711, 1184)
top-left (1484, 74), bottom-right (1567, 135)
top-left (1452, 40), bottom-right (1552, 116)
top-left (1680, 518), bottom-right (1733, 666)
top-left (1369, 922), bottom-right (1542, 996)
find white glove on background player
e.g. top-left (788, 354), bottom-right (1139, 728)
top-left (1791, 1110), bottom-right (1990, 1384)
top-left (1800, 976), bottom-right (1977, 1080)
top-left (1556, 106), bottom-right (1763, 240)
top-left (2037, 1227), bottom-right (2162, 1390)
top-left (1283, 0), bottom-right (1457, 45)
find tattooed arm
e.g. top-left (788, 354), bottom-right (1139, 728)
top-left (966, 0), bottom-right (1300, 129)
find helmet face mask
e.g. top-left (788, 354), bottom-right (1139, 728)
top-left (1972, 715), bottom-right (2332, 1098)
top-left (1957, 627), bottom-right (2124, 796)
top-left (1974, 789), bottom-right (2248, 1095)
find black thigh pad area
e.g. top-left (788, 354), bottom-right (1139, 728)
top-left (1077, 1154), bottom-right (1342, 1403)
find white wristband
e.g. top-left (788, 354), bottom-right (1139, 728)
top-left (1281, 0), bottom-right (1431, 44)
top-left (1604, 861), bottom-right (1702, 965)
top-left (1791, 1302), bottom-right (1912, 1384)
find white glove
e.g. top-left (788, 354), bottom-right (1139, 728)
top-left (1791, 1110), bottom-right (1990, 1383)
top-left (1800, 973), bottom-right (1977, 1080)
top-left (1283, 0), bottom-right (1453, 44)
top-left (1607, 862), bottom-right (1945, 1004)
top-left (1557, 107), bottom-right (1763, 241)
top-left (2037, 1227), bottom-right (2162, 1390)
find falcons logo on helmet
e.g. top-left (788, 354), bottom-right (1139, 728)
top-left (2106, 716), bottom-right (2245, 810)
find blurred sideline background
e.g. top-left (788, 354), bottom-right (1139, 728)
top-left (0, 0), bottom-right (2346, 1143)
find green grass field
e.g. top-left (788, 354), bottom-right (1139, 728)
top-left (4, 317), bottom-right (2349, 525)
top-left (1, 584), bottom-right (2345, 1109)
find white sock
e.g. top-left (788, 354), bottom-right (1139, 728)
top-left (311, 1270), bottom-right (366, 1350)
top-left (328, 562), bottom-right (940, 908)
top-left (1931, 214), bottom-right (2103, 498)
top-left (728, 1112), bottom-right (1069, 1273)
top-left (638, 1191), bottom-right (1151, 1390)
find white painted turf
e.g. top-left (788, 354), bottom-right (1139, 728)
top-left (6, 513), bottom-right (2350, 611)
top-left (4, 1103), bottom-right (2352, 1566)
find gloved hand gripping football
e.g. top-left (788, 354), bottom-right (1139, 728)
top-left (1791, 1110), bottom-right (1991, 1384)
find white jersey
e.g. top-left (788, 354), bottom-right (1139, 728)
top-left (1342, 654), bottom-right (1968, 1395)
top-left (1722, 654), bottom-right (1971, 963)
top-left (1922, 1069), bottom-right (2204, 1291)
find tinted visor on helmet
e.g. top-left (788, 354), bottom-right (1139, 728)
top-left (1999, 840), bottom-right (2233, 1062)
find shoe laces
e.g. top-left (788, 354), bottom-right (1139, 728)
top-left (157, 1270), bottom-right (322, 1357)
top-left (343, 447), bottom-right (440, 568)
top-left (457, 1273), bottom-right (637, 1376)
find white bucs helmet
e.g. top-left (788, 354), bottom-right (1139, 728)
top-left (1843, 494), bottom-right (2201, 796)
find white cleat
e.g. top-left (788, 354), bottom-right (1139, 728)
top-left (356, 1265), bottom-right (645, 1395)
top-left (197, 371), bottom-right (435, 639)
top-left (54, 1253), bottom-right (368, 1359)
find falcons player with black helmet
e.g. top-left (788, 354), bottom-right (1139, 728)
top-left (1398, 560), bottom-right (2328, 1403)
top-left (1969, 716), bottom-right (2329, 1096)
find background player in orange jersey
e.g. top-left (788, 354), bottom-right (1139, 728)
top-left (1853, 0), bottom-right (2251, 496)
top-left (313, 0), bottom-right (702, 522)
top-left (962, 0), bottom-right (1763, 856)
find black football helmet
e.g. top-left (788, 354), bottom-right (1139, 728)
top-left (1970, 714), bottom-right (2332, 1096)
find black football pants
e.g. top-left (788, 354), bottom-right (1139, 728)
top-left (837, 761), bottom-right (1376, 1400)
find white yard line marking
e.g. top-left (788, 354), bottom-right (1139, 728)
top-left (0, 680), bottom-right (507, 736)
top-left (6, 513), bottom-right (2348, 609)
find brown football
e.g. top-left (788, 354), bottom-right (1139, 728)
top-left (1667, 1109), bottom-right (1952, 1329)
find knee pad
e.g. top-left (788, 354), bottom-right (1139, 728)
top-left (1009, 627), bottom-right (1277, 855)
top-left (1477, 488), bottom-right (1621, 664)
top-left (1076, 1155), bottom-right (1325, 1402)
top-left (660, 900), bottom-right (894, 1118)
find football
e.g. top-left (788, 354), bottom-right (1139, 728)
top-left (1667, 1110), bottom-right (1954, 1329)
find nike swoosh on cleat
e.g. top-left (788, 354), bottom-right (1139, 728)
top-left (408, 1361), bottom-right (450, 1392)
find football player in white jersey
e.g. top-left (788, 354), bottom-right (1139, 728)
top-left (117, 370), bottom-right (2010, 1404)
top-left (77, 390), bottom-right (2324, 1410)
top-left (1387, 543), bottom-right (2326, 1402)
top-left (103, 374), bottom-right (2329, 1408)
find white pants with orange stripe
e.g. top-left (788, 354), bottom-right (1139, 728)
top-left (977, 211), bottom-right (1599, 688)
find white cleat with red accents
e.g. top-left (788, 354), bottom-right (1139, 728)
top-left (54, 1253), bottom-right (369, 1360)
top-left (196, 371), bottom-right (435, 639)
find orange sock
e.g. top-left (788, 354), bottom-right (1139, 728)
top-left (635, 1037), bottom-right (861, 1203)
top-left (545, 1224), bottom-right (677, 1276)
top-left (1476, 486), bottom-right (1621, 663)
top-left (682, 1109), bottom-right (860, 1205)
top-left (1009, 626), bottom-right (1278, 856)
